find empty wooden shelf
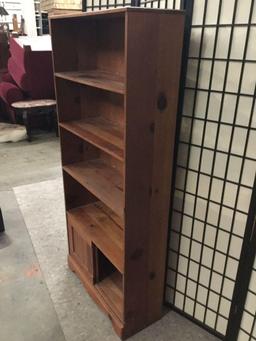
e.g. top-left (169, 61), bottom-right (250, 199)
top-left (51, 7), bottom-right (184, 339)
top-left (59, 117), bottom-right (124, 161)
top-left (55, 70), bottom-right (125, 94)
top-left (63, 159), bottom-right (124, 218)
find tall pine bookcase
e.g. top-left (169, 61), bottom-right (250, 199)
top-left (50, 8), bottom-right (184, 339)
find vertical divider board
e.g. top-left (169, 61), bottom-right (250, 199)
top-left (50, 8), bottom-right (184, 339)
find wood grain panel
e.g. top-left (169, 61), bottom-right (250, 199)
top-left (124, 11), bottom-right (159, 334)
top-left (123, 10), bottom-right (185, 336)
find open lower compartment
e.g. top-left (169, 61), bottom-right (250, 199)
top-left (63, 171), bottom-right (124, 320)
top-left (94, 247), bottom-right (124, 321)
top-left (60, 128), bottom-right (124, 218)
top-left (56, 78), bottom-right (124, 161)
top-left (67, 200), bottom-right (124, 274)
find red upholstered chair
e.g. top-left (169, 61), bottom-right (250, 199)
top-left (0, 36), bottom-right (55, 122)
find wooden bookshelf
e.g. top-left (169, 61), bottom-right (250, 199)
top-left (51, 7), bottom-right (184, 339)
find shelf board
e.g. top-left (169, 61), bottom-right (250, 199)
top-left (55, 70), bottom-right (125, 94)
top-left (67, 202), bottom-right (124, 273)
top-left (60, 117), bottom-right (124, 162)
top-left (96, 271), bottom-right (123, 321)
top-left (63, 159), bottom-right (124, 218)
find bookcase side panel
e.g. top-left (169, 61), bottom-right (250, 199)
top-left (124, 11), bottom-right (160, 335)
top-left (146, 13), bottom-right (185, 323)
top-left (124, 11), bottom-right (185, 336)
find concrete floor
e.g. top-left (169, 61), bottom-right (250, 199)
top-left (0, 133), bottom-right (219, 341)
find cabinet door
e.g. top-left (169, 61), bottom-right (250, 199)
top-left (67, 222), bottom-right (93, 278)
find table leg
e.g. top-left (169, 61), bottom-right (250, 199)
top-left (46, 111), bottom-right (52, 132)
top-left (23, 110), bottom-right (32, 142)
top-left (53, 110), bottom-right (59, 137)
top-left (0, 208), bottom-right (5, 233)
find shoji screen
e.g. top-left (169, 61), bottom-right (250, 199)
top-left (84, 0), bottom-right (180, 11)
top-left (84, 0), bottom-right (131, 10)
top-left (140, 0), bottom-right (181, 8)
top-left (238, 256), bottom-right (256, 341)
top-left (166, 0), bottom-right (256, 338)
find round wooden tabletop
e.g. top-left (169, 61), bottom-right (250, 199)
top-left (12, 99), bottom-right (56, 109)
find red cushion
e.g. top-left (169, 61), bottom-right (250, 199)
top-left (2, 72), bottom-right (16, 84)
top-left (25, 51), bottom-right (54, 99)
top-left (9, 38), bottom-right (26, 69)
top-left (8, 57), bottom-right (30, 91)
top-left (0, 81), bottom-right (24, 105)
top-left (7, 38), bottom-right (55, 99)
top-left (0, 81), bottom-right (24, 122)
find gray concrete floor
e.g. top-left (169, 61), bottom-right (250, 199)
top-left (0, 132), bottom-right (219, 341)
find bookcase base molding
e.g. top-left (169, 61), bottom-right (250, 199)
top-left (51, 7), bottom-right (184, 339)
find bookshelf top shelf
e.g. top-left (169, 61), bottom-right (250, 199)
top-left (50, 7), bottom-right (185, 21)
top-left (55, 70), bottom-right (125, 94)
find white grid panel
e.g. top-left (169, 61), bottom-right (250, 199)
top-left (166, 0), bottom-right (256, 337)
top-left (85, 0), bottom-right (180, 11)
top-left (238, 256), bottom-right (256, 341)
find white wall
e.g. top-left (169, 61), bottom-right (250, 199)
top-left (21, 0), bottom-right (37, 37)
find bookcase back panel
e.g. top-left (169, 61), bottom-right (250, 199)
top-left (60, 128), bottom-right (100, 165)
top-left (60, 128), bottom-right (123, 175)
top-left (55, 78), bottom-right (81, 122)
top-left (51, 16), bottom-right (125, 76)
top-left (60, 128), bottom-right (124, 217)
top-left (56, 78), bottom-right (125, 123)
top-left (76, 17), bottom-right (125, 76)
top-left (100, 153), bottom-right (124, 177)
top-left (92, 18), bottom-right (125, 76)
top-left (63, 171), bottom-right (97, 210)
top-left (94, 246), bottom-right (124, 320)
top-left (56, 78), bottom-right (124, 161)
top-left (50, 20), bottom-right (78, 72)
top-left (80, 88), bottom-right (124, 128)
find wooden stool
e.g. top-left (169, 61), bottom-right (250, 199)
top-left (12, 99), bottom-right (58, 141)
